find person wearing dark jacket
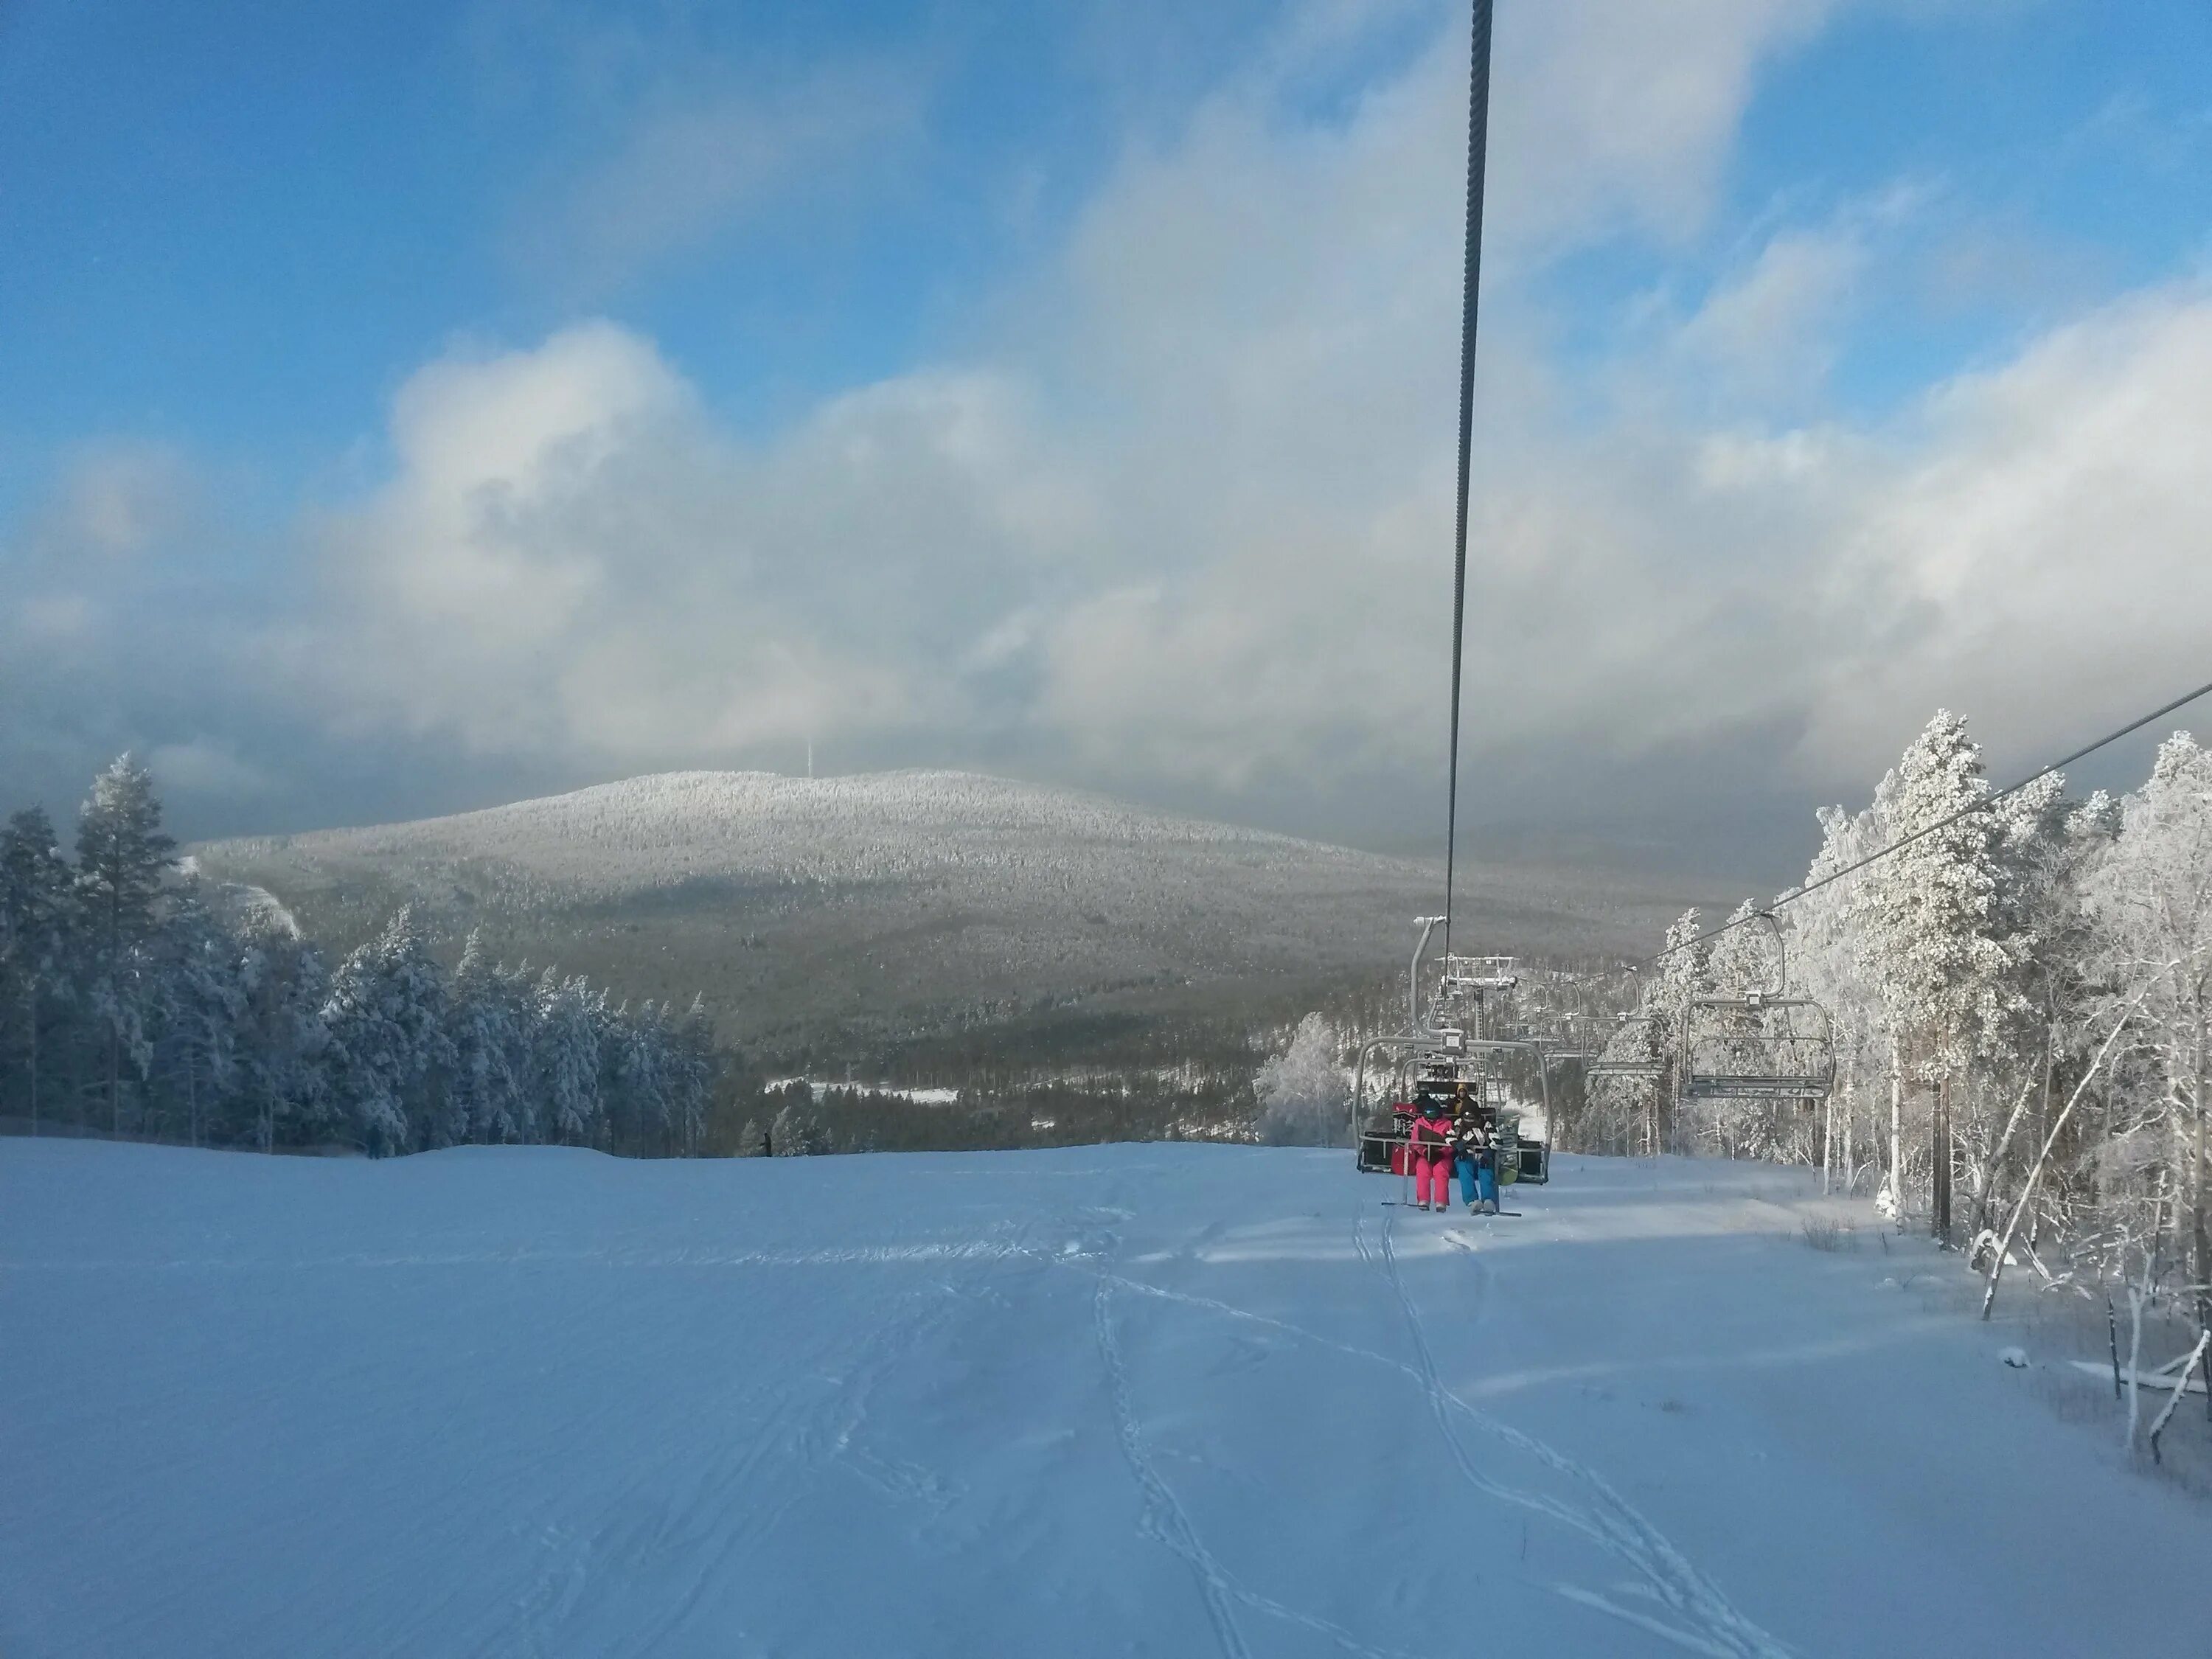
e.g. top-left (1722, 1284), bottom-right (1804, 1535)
top-left (1453, 1108), bottom-right (1498, 1214)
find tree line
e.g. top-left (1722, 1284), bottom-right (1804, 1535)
top-left (731, 1075), bottom-right (1258, 1158)
top-left (1584, 713), bottom-right (2211, 1338)
top-left (0, 757), bottom-right (720, 1156)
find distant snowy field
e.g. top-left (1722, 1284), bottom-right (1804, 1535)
top-left (4, 1142), bottom-right (2204, 1658)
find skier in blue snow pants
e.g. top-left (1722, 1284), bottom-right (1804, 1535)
top-left (1454, 1110), bottom-right (1498, 1214)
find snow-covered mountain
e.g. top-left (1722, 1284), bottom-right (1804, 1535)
top-left (194, 771), bottom-right (1716, 1051)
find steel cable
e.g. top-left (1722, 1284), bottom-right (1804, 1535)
top-left (1646, 673), bottom-right (2212, 967)
top-left (1442, 0), bottom-right (1495, 962)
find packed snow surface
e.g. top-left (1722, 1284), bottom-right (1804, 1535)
top-left (4, 1141), bottom-right (2204, 1658)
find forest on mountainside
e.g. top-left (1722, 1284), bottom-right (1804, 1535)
top-left (189, 769), bottom-right (1719, 1068)
top-left (0, 757), bottom-right (1291, 1157)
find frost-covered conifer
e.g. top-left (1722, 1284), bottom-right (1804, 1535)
top-left (450, 931), bottom-right (524, 1144)
top-left (2, 757), bottom-right (739, 1158)
top-left (1854, 712), bottom-right (2013, 1239)
top-left (149, 879), bottom-right (245, 1147)
top-left (532, 972), bottom-right (602, 1146)
top-left (75, 755), bottom-right (175, 1130)
top-left (671, 994), bottom-right (716, 1156)
top-left (234, 922), bottom-right (333, 1152)
top-left (771, 1097), bottom-right (819, 1156)
top-left (321, 908), bottom-right (456, 1155)
top-left (602, 998), bottom-right (672, 1153)
top-left (1641, 909), bottom-right (1709, 1152)
top-left (0, 807), bottom-right (77, 1132)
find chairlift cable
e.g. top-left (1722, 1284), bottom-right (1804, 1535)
top-left (1441, 0), bottom-right (1495, 964)
top-left (1644, 672), bottom-right (2212, 968)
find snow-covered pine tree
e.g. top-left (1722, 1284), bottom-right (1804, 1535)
top-left (1855, 712), bottom-right (2014, 1241)
top-left (321, 908), bottom-right (456, 1155)
top-left (771, 1096), bottom-right (821, 1156)
top-left (74, 755), bottom-right (175, 1131)
top-left (604, 998), bottom-right (669, 1154)
top-left (450, 931), bottom-right (523, 1144)
top-left (672, 994), bottom-right (716, 1157)
top-left (1587, 1006), bottom-right (1665, 1158)
top-left (0, 807), bottom-right (78, 1133)
top-left (532, 972), bottom-right (602, 1147)
top-left (1638, 909), bottom-right (1709, 1156)
top-left (501, 960), bottom-right (546, 1142)
top-left (233, 920), bottom-right (333, 1152)
top-left (148, 877), bottom-right (245, 1147)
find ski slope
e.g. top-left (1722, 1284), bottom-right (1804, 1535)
top-left (3, 1141), bottom-right (2203, 1658)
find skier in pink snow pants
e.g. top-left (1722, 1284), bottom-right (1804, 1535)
top-left (1408, 1102), bottom-right (1455, 1210)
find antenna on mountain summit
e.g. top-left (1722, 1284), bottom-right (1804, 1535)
top-left (1441, 0), bottom-right (1494, 963)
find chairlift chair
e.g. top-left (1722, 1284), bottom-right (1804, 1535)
top-left (1350, 920), bottom-right (1551, 1185)
top-left (1679, 992), bottom-right (1836, 1103)
top-left (1676, 912), bottom-right (1837, 1106)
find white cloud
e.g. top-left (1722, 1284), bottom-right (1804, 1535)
top-left (1801, 279), bottom-right (2212, 778)
top-left (1486, 0), bottom-right (1844, 260)
top-left (150, 740), bottom-right (275, 801)
top-left (4, 440), bottom-right (199, 655)
top-left (56, 442), bottom-right (195, 559)
top-left (285, 1), bottom-right (2212, 835)
top-left (16, 0), bottom-right (2210, 869)
top-left (296, 326), bottom-right (1099, 765)
top-left (1673, 226), bottom-right (1871, 399)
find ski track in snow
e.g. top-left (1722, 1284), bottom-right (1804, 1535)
top-left (1062, 1209), bottom-right (1790, 1659)
top-left (594, 1217), bottom-right (1031, 1659)
top-left (1373, 1208), bottom-right (1794, 1659)
top-left (16, 1144), bottom-right (2212, 1658)
top-left (1091, 1257), bottom-right (1430, 1659)
top-left (1093, 1260), bottom-right (1253, 1659)
top-left (376, 1221), bottom-right (1031, 1659)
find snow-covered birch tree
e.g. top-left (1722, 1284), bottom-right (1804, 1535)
top-left (2087, 734), bottom-right (2212, 1329)
top-left (1254, 1013), bottom-right (1349, 1145)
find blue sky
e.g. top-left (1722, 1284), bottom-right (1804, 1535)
top-left (4, 0), bottom-right (1266, 475)
top-left (3, 0), bottom-right (2210, 878)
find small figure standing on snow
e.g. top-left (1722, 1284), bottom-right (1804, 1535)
top-left (1454, 1105), bottom-right (1498, 1214)
top-left (1408, 1096), bottom-right (1455, 1212)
